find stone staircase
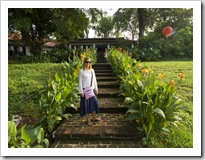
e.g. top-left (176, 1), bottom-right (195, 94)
top-left (50, 61), bottom-right (143, 148)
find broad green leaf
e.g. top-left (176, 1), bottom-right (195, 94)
top-left (42, 139), bottom-right (49, 148)
top-left (62, 113), bottom-right (72, 119)
top-left (137, 127), bottom-right (144, 132)
top-left (141, 137), bottom-right (148, 146)
top-left (131, 102), bottom-right (139, 108)
top-left (55, 116), bottom-right (62, 121)
top-left (161, 128), bottom-right (170, 134)
top-left (21, 125), bottom-right (31, 145)
top-left (149, 111), bottom-right (155, 124)
top-left (55, 73), bottom-right (60, 81)
top-left (124, 97), bottom-right (135, 104)
top-left (153, 107), bottom-right (165, 118)
top-left (37, 128), bottom-right (44, 144)
top-left (55, 92), bottom-right (61, 102)
top-left (137, 79), bottom-right (144, 89)
top-left (70, 104), bottom-right (77, 110)
top-left (168, 115), bottom-right (182, 121)
top-left (126, 108), bottom-right (140, 113)
top-left (26, 125), bottom-right (42, 144)
top-left (8, 121), bottom-right (17, 139)
top-left (125, 114), bottom-right (139, 121)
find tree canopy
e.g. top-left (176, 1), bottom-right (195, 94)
top-left (8, 8), bottom-right (89, 56)
top-left (8, 8), bottom-right (193, 58)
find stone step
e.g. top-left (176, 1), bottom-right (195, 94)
top-left (98, 96), bottom-right (124, 108)
top-left (49, 60), bottom-right (144, 148)
top-left (92, 64), bottom-right (112, 70)
top-left (97, 77), bottom-right (117, 81)
top-left (51, 113), bottom-right (143, 148)
top-left (67, 97), bottom-right (126, 114)
top-left (95, 70), bottom-right (113, 74)
top-left (98, 81), bottom-right (120, 88)
top-left (51, 138), bottom-right (142, 148)
top-left (95, 73), bottom-right (114, 77)
top-left (98, 88), bottom-right (121, 96)
top-left (93, 63), bottom-right (111, 66)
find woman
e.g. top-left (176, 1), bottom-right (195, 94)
top-left (79, 57), bottom-right (101, 126)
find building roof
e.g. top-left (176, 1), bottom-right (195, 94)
top-left (8, 32), bottom-right (22, 41)
top-left (8, 32), bottom-right (57, 47)
top-left (69, 37), bottom-right (137, 45)
top-left (44, 41), bottom-right (56, 48)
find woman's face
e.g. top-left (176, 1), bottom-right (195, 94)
top-left (85, 59), bottom-right (92, 67)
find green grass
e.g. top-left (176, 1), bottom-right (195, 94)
top-left (142, 61), bottom-right (193, 148)
top-left (8, 61), bottom-right (193, 148)
top-left (8, 63), bottom-right (63, 118)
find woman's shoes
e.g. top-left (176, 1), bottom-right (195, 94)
top-left (85, 118), bottom-right (101, 126)
top-left (92, 117), bottom-right (101, 122)
top-left (86, 120), bottom-right (92, 126)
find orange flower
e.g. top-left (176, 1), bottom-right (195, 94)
top-left (80, 54), bottom-right (85, 61)
top-left (141, 68), bottom-right (147, 74)
top-left (76, 65), bottom-right (79, 71)
top-left (73, 69), bottom-right (77, 76)
top-left (80, 54), bottom-right (84, 58)
top-left (148, 67), bottom-right (153, 73)
top-left (178, 73), bottom-right (185, 80)
top-left (157, 74), bottom-right (165, 79)
top-left (137, 63), bottom-right (141, 67)
top-left (169, 80), bottom-right (175, 87)
top-left (118, 47), bottom-right (122, 52)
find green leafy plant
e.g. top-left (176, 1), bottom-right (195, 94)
top-left (131, 47), bottom-right (161, 61)
top-left (38, 59), bottom-right (81, 133)
top-left (108, 48), bottom-right (188, 146)
top-left (8, 120), bottom-right (49, 148)
top-left (122, 75), bottom-right (188, 145)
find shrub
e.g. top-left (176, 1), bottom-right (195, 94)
top-left (38, 58), bottom-right (81, 134)
top-left (108, 48), bottom-right (188, 146)
top-left (8, 120), bottom-right (49, 148)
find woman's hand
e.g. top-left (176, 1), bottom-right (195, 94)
top-left (95, 90), bottom-right (98, 95)
top-left (81, 93), bottom-right (84, 97)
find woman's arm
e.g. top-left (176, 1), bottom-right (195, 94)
top-left (92, 69), bottom-right (98, 94)
top-left (79, 69), bottom-right (84, 95)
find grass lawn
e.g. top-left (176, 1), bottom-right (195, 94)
top-left (8, 63), bottom-right (63, 118)
top-left (8, 61), bottom-right (193, 148)
top-left (142, 61), bottom-right (193, 148)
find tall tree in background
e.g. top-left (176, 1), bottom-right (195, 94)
top-left (8, 8), bottom-right (89, 56)
top-left (113, 8), bottom-right (192, 42)
top-left (113, 8), bottom-right (138, 40)
top-left (83, 8), bottom-right (104, 38)
top-left (95, 16), bottom-right (114, 38)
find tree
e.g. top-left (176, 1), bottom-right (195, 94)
top-left (8, 8), bottom-right (89, 56)
top-left (82, 8), bottom-right (104, 38)
top-left (113, 8), bottom-right (138, 40)
top-left (113, 8), bottom-right (192, 42)
top-left (95, 16), bottom-right (114, 38)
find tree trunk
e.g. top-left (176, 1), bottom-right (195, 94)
top-left (21, 30), bottom-right (43, 56)
top-left (138, 8), bottom-right (145, 42)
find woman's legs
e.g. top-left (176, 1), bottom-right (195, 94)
top-left (85, 115), bottom-right (92, 126)
top-left (92, 111), bottom-right (101, 121)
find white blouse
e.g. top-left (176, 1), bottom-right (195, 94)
top-left (79, 68), bottom-right (98, 94)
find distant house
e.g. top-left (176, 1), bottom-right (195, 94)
top-left (68, 37), bottom-right (137, 52)
top-left (8, 33), bottom-right (137, 58)
top-left (8, 32), bottom-right (57, 57)
top-left (68, 37), bottom-right (137, 62)
top-left (43, 41), bottom-right (57, 53)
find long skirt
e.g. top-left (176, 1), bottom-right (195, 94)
top-left (79, 95), bottom-right (99, 117)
